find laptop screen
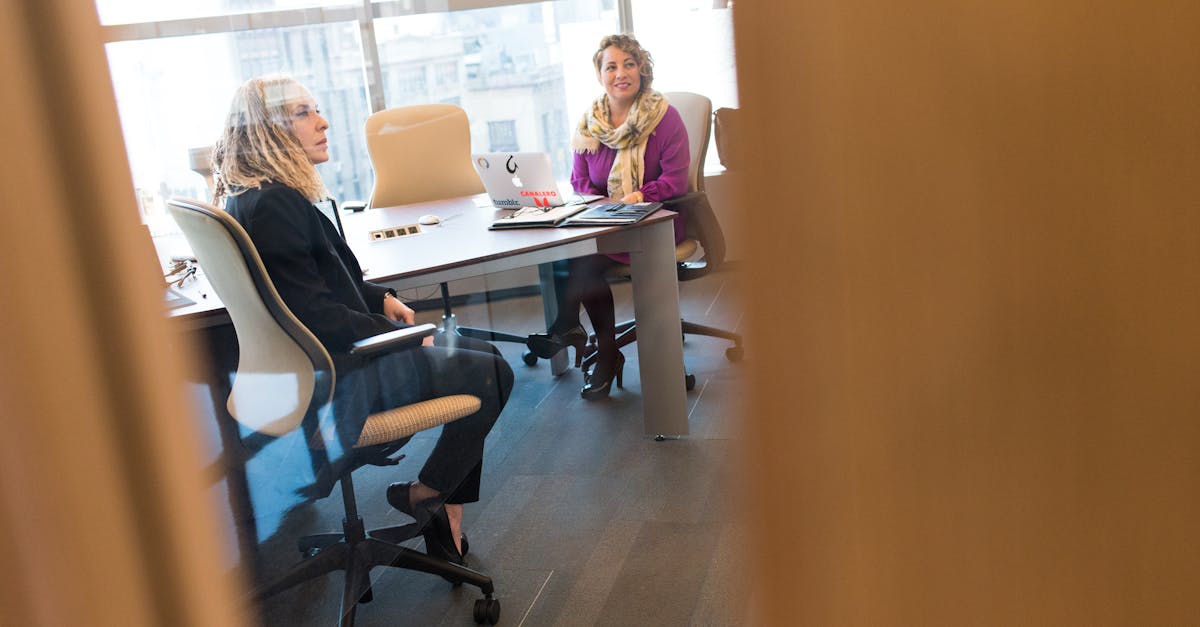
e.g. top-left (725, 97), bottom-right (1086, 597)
top-left (471, 152), bottom-right (566, 208)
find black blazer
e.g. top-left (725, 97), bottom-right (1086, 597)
top-left (225, 183), bottom-right (404, 355)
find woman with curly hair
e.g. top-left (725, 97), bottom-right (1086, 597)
top-left (527, 35), bottom-right (690, 400)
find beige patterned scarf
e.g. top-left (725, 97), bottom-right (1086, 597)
top-left (571, 90), bottom-right (669, 198)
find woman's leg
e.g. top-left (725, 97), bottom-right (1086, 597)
top-left (570, 254), bottom-right (616, 349)
top-left (570, 254), bottom-right (624, 397)
top-left (548, 258), bottom-right (581, 333)
top-left (527, 260), bottom-right (590, 362)
top-left (414, 334), bottom-right (513, 504)
top-left (373, 335), bottom-right (511, 554)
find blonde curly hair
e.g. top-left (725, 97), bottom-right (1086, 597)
top-left (211, 75), bottom-right (328, 206)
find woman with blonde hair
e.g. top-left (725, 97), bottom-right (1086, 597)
top-left (212, 74), bottom-right (512, 564)
top-left (526, 35), bottom-right (690, 400)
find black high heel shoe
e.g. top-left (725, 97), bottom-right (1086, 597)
top-left (580, 349), bottom-right (625, 401)
top-left (423, 506), bottom-right (465, 566)
top-left (386, 482), bottom-right (439, 527)
top-left (526, 325), bottom-right (588, 366)
top-left (386, 482), bottom-right (469, 556)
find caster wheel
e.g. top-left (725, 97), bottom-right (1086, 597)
top-left (521, 350), bottom-right (539, 366)
top-left (685, 373), bottom-right (696, 391)
top-left (473, 597), bottom-right (501, 624)
top-left (725, 346), bottom-right (743, 362)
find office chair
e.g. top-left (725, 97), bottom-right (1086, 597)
top-left (581, 92), bottom-right (744, 389)
top-left (167, 198), bottom-right (502, 626)
top-left (360, 104), bottom-right (531, 353)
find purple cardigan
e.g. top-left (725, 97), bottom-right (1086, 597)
top-left (571, 104), bottom-right (690, 260)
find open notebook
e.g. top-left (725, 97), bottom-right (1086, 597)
top-left (489, 200), bottom-right (664, 230)
top-left (489, 202), bottom-right (591, 229)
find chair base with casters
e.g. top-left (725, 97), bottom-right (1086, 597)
top-left (247, 377), bottom-right (503, 627)
top-left (434, 281), bottom-right (541, 365)
top-left (254, 470), bottom-right (501, 626)
top-left (531, 252), bottom-right (745, 382)
top-left (581, 313), bottom-right (744, 392)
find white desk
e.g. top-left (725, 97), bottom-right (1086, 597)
top-left (169, 194), bottom-right (689, 436)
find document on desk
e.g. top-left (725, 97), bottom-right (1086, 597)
top-left (164, 286), bottom-right (196, 310)
top-left (561, 202), bottom-right (663, 226)
top-left (488, 202), bottom-right (591, 229)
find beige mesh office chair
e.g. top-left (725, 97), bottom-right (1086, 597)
top-left (362, 104), bottom-right (530, 350)
top-left (582, 92), bottom-right (744, 388)
top-left (167, 198), bottom-right (501, 626)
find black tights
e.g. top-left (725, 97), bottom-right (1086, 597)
top-left (552, 254), bottom-right (619, 358)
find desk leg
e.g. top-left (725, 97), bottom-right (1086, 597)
top-left (538, 262), bottom-right (570, 376)
top-left (627, 219), bottom-right (689, 436)
top-left (197, 325), bottom-right (261, 578)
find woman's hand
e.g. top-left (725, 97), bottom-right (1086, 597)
top-left (619, 191), bottom-right (645, 204)
top-left (384, 294), bottom-right (434, 346)
top-left (384, 293), bottom-right (415, 325)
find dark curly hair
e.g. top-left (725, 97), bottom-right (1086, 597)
top-left (592, 34), bottom-right (654, 93)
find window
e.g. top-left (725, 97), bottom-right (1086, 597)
top-left (435, 61), bottom-right (459, 86)
top-left (97, 0), bottom-right (737, 226)
top-left (488, 120), bottom-right (519, 152)
top-left (392, 67), bottom-right (428, 97)
top-left (104, 22), bottom-right (372, 231)
top-left (95, 0), bottom-right (336, 25)
top-left (629, 0), bottom-right (738, 172)
top-left (541, 109), bottom-right (569, 173)
top-left (375, 2), bottom-right (620, 180)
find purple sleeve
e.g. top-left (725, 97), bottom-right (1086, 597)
top-left (571, 151), bottom-right (605, 196)
top-left (639, 106), bottom-right (690, 202)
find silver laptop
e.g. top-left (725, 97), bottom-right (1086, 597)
top-left (471, 152), bottom-right (566, 208)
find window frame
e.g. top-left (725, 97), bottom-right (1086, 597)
top-left (99, 0), bottom-right (642, 116)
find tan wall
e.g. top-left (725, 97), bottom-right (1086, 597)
top-left (735, 1), bottom-right (1200, 624)
top-left (702, 170), bottom-right (747, 262)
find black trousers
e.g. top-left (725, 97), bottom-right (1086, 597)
top-left (551, 255), bottom-right (620, 352)
top-left (337, 334), bottom-right (513, 504)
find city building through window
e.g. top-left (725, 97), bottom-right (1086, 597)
top-left (97, 0), bottom-right (736, 229)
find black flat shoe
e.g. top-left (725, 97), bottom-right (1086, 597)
top-left (580, 349), bottom-right (625, 401)
top-left (527, 325), bottom-right (588, 366)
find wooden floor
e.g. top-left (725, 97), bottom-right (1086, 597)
top-left (214, 268), bottom-right (749, 626)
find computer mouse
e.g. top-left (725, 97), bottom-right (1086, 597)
top-left (418, 214), bottom-right (441, 225)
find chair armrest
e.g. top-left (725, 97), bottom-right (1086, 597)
top-left (341, 200), bottom-right (368, 212)
top-left (348, 323), bottom-right (437, 357)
